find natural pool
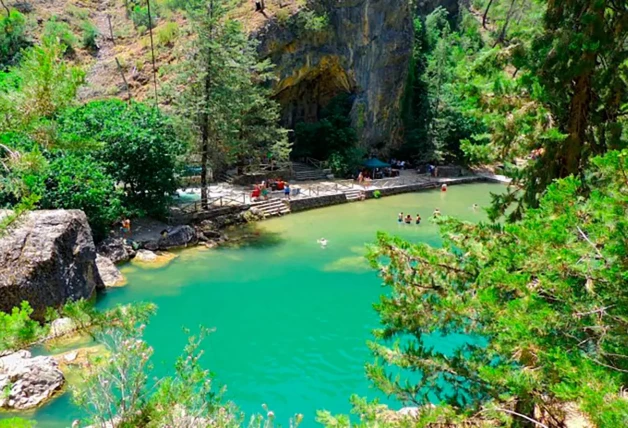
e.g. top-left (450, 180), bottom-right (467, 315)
top-left (12, 182), bottom-right (503, 427)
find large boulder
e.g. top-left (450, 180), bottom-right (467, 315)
top-left (0, 210), bottom-right (103, 320)
top-left (96, 255), bottom-right (126, 287)
top-left (96, 237), bottom-right (136, 264)
top-left (157, 225), bottom-right (197, 250)
top-left (0, 350), bottom-right (65, 410)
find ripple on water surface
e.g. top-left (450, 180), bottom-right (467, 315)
top-left (7, 183), bottom-right (503, 427)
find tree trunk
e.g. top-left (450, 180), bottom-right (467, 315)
top-left (201, 0), bottom-right (215, 210)
top-left (513, 398), bottom-right (537, 428)
top-left (0, 0), bottom-right (10, 17)
top-left (494, 0), bottom-right (517, 47)
top-left (146, 0), bottom-right (158, 105)
top-left (482, 0), bottom-right (494, 29)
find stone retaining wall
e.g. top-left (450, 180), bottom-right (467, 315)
top-left (289, 194), bottom-right (348, 212)
top-left (288, 176), bottom-right (491, 213)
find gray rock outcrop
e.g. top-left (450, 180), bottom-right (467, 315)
top-left (157, 225), bottom-right (197, 250)
top-left (0, 210), bottom-right (103, 321)
top-left (0, 350), bottom-right (65, 410)
top-left (258, 0), bottom-right (413, 148)
top-left (96, 237), bottom-right (136, 264)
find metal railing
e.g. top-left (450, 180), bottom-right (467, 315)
top-left (176, 194), bottom-right (248, 214)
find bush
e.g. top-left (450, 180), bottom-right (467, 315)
top-left (156, 22), bottom-right (178, 46)
top-left (131, 5), bottom-right (158, 30)
top-left (43, 17), bottom-right (77, 55)
top-left (40, 153), bottom-right (123, 239)
top-left (460, 137), bottom-right (496, 166)
top-left (0, 302), bottom-right (47, 351)
top-left (81, 20), bottom-right (99, 50)
top-left (0, 10), bottom-right (29, 68)
top-left (57, 100), bottom-right (185, 218)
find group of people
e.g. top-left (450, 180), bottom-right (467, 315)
top-left (389, 159), bottom-right (410, 170)
top-left (251, 179), bottom-right (291, 201)
top-left (398, 212), bottom-right (423, 225)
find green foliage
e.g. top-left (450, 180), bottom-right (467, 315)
top-left (57, 100), bottom-right (184, 218)
top-left (293, 93), bottom-right (358, 168)
top-left (360, 150), bottom-right (628, 426)
top-left (167, 0), bottom-right (289, 204)
top-left (73, 319), bottom-right (299, 428)
top-left (81, 20), bottom-right (99, 50)
top-left (460, 135), bottom-right (495, 166)
top-left (131, 5), bottom-right (158, 30)
top-left (156, 21), bottom-right (178, 46)
top-left (0, 10), bottom-right (29, 69)
top-left (0, 302), bottom-right (46, 351)
top-left (0, 418), bottom-right (35, 428)
top-left (38, 153), bottom-right (122, 239)
top-left (43, 17), bottom-right (77, 55)
top-left (0, 39), bottom-right (84, 131)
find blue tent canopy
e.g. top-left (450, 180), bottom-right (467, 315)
top-left (363, 158), bottom-right (391, 169)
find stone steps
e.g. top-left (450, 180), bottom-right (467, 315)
top-left (343, 189), bottom-right (363, 201)
top-left (251, 198), bottom-right (291, 217)
top-left (292, 162), bottom-right (328, 181)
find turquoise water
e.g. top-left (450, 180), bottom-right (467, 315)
top-left (9, 183), bottom-right (502, 427)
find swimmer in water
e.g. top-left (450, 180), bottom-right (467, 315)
top-left (317, 238), bottom-right (328, 247)
top-left (415, 214), bottom-right (421, 225)
top-left (405, 214), bottom-right (412, 224)
top-left (398, 212), bottom-right (403, 223)
top-left (441, 183), bottom-right (447, 192)
top-left (433, 208), bottom-right (441, 217)
top-left (472, 203), bottom-right (479, 210)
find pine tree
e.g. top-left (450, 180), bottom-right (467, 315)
top-left (168, 0), bottom-right (289, 208)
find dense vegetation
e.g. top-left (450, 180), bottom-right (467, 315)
top-left (1, 0), bottom-right (627, 427)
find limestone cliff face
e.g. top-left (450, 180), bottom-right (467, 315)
top-left (257, 0), bottom-right (413, 149)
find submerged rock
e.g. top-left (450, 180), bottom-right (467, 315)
top-left (135, 249), bottom-right (158, 262)
top-left (0, 210), bottom-right (103, 321)
top-left (96, 255), bottom-right (126, 287)
top-left (0, 350), bottom-right (65, 410)
top-left (96, 237), bottom-right (136, 264)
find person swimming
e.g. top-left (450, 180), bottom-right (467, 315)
top-left (317, 238), bottom-right (328, 247)
top-left (433, 208), bottom-right (441, 216)
top-left (404, 214), bottom-right (412, 224)
top-left (441, 183), bottom-right (448, 192)
top-left (472, 203), bottom-right (478, 210)
top-left (415, 214), bottom-right (421, 225)
top-left (398, 212), bottom-right (403, 223)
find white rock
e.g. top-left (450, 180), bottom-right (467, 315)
top-left (0, 350), bottom-right (65, 410)
top-left (135, 249), bottom-right (158, 262)
top-left (63, 351), bottom-right (78, 362)
top-left (49, 317), bottom-right (77, 338)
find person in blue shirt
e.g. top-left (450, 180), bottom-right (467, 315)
top-left (284, 183), bottom-right (291, 199)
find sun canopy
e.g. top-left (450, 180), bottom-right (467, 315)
top-left (363, 158), bottom-right (391, 169)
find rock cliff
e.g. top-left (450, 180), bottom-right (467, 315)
top-left (0, 210), bottom-right (103, 320)
top-left (257, 0), bottom-right (413, 149)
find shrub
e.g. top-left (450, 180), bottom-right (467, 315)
top-left (40, 153), bottom-right (123, 240)
top-left (81, 20), bottom-right (99, 50)
top-left (43, 17), bottom-right (77, 55)
top-left (131, 5), bottom-right (158, 30)
top-left (0, 10), bottom-right (29, 68)
top-left (57, 100), bottom-right (185, 218)
top-left (156, 22), bottom-right (178, 46)
top-left (0, 302), bottom-right (47, 351)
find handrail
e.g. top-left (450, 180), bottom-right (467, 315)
top-left (176, 194), bottom-right (248, 214)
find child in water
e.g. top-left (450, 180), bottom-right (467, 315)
top-left (398, 212), bottom-right (403, 223)
top-left (415, 214), bottom-right (421, 225)
top-left (405, 214), bottom-right (412, 224)
top-left (433, 208), bottom-right (441, 217)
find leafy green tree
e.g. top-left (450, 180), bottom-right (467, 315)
top-left (0, 39), bottom-right (84, 132)
top-left (39, 153), bottom-right (123, 239)
top-left (42, 17), bottom-right (77, 55)
top-left (167, 0), bottom-right (289, 208)
top-left (0, 9), bottom-right (29, 69)
top-left (359, 150), bottom-right (628, 426)
top-left (57, 100), bottom-right (184, 217)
